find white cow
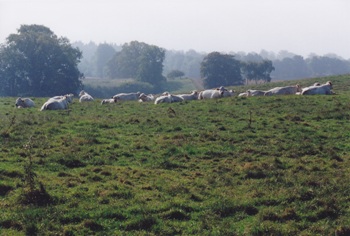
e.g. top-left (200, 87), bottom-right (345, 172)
top-left (79, 90), bottom-right (94, 102)
top-left (170, 94), bottom-right (184, 103)
top-left (138, 93), bottom-right (155, 102)
top-left (301, 81), bottom-right (333, 95)
top-left (198, 86), bottom-right (226, 99)
top-left (101, 98), bottom-right (117, 104)
top-left (155, 95), bottom-right (170, 104)
top-left (177, 91), bottom-right (198, 101)
top-left (222, 89), bottom-right (235, 97)
top-left (264, 84), bottom-right (302, 96)
top-left (238, 92), bottom-right (249, 97)
top-left (40, 97), bottom-right (69, 111)
top-left (247, 89), bottom-right (266, 96)
top-left (15, 97), bottom-right (35, 108)
top-left (112, 92), bottom-right (141, 101)
top-left (154, 94), bottom-right (184, 104)
top-left (50, 94), bottom-right (74, 103)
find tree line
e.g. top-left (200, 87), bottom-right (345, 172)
top-left (1, 24), bottom-right (350, 97)
top-left (77, 42), bottom-right (350, 82)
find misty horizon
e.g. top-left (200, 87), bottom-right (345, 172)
top-left (1, 0), bottom-right (350, 59)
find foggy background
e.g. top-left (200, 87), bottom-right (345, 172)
top-left (1, 0), bottom-right (350, 58)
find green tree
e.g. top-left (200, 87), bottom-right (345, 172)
top-left (242, 60), bottom-right (275, 84)
top-left (106, 41), bottom-right (165, 90)
top-left (0, 24), bottom-right (83, 96)
top-left (92, 43), bottom-right (116, 78)
top-left (167, 70), bottom-right (185, 79)
top-left (200, 52), bottom-right (243, 89)
top-left (272, 56), bottom-right (311, 80)
top-left (306, 56), bottom-right (350, 77)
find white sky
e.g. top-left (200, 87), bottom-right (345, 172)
top-left (1, 0), bottom-right (350, 58)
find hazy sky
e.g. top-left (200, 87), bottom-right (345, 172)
top-left (1, 0), bottom-right (350, 58)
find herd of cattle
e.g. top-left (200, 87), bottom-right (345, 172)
top-left (14, 81), bottom-right (334, 110)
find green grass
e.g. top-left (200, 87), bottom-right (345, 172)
top-left (1, 75), bottom-right (350, 235)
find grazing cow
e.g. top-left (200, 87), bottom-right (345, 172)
top-left (101, 98), bottom-right (117, 104)
top-left (40, 97), bottom-right (69, 111)
top-left (138, 93), bottom-right (155, 102)
top-left (154, 94), bottom-right (184, 104)
top-left (112, 92), bottom-right (141, 101)
top-left (15, 98), bottom-right (35, 108)
top-left (301, 81), bottom-right (333, 95)
top-left (264, 84), bottom-right (302, 96)
top-left (79, 90), bottom-right (94, 102)
top-left (198, 86), bottom-right (226, 99)
top-left (177, 91), bottom-right (198, 101)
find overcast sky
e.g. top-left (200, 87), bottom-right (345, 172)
top-left (1, 0), bottom-right (350, 58)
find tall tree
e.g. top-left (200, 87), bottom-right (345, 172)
top-left (242, 60), bottom-right (275, 84)
top-left (106, 41), bottom-right (166, 90)
top-left (200, 52), bottom-right (243, 89)
top-left (0, 24), bottom-right (83, 96)
top-left (167, 70), bottom-right (185, 79)
top-left (92, 43), bottom-right (116, 78)
top-left (271, 56), bottom-right (311, 80)
top-left (307, 56), bottom-right (350, 77)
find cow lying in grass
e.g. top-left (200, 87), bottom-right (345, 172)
top-left (264, 84), bottom-right (302, 96)
top-left (198, 86), bottom-right (226, 99)
top-left (101, 98), bottom-right (117, 104)
top-left (112, 92), bottom-right (141, 102)
top-left (177, 91), bottom-right (199, 101)
top-left (138, 93), bottom-right (155, 102)
top-left (154, 94), bottom-right (184, 104)
top-left (79, 90), bottom-right (94, 102)
top-left (301, 81), bottom-right (333, 95)
top-left (15, 97), bottom-right (35, 108)
top-left (50, 94), bottom-right (74, 103)
top-left (40, 96), bottom-right (69, 111)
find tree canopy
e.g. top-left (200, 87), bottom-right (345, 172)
top-left (242, 60), bottom-right (275, 84)
top-left (92, 43), bottom-right (116, 78)
top-left (106, 41), bottom-right (166, 91)
top-left (167, 70), bottom-right (185, 79)
top-left (0, 24), bottom-right (83, 96)
top-left (200, 52), bottom-right (243, 89)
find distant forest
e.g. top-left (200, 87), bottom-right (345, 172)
top-left (73, 41), bottom-right (350, 82)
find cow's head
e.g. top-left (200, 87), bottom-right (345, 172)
top-left (296, 84), bottom-right (302, 92)
top-left (15, 97), bottom-right (24, 107)
top-left (326, 81), bottom-right (332, 88)
top-left (217, 86), bottom-right (226, 96)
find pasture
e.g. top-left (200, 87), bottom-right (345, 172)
top-left (1, 75), bottom-right (350, 235)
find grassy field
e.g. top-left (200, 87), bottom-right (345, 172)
top-left (1, 75), bottom-right (350, 235)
